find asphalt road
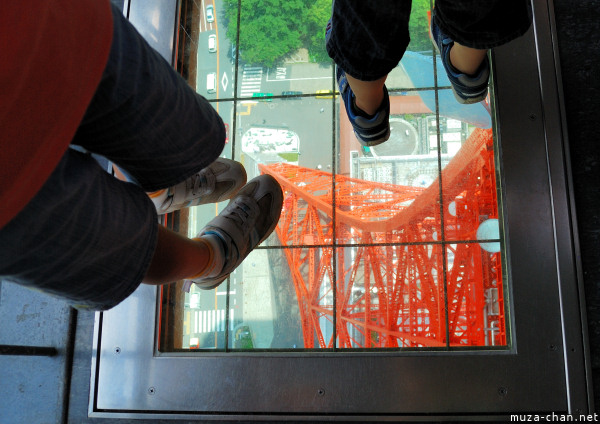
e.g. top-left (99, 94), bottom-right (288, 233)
top-left (187, 0), bottom-right (337, 350)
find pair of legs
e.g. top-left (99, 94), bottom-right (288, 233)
top-left (348, 45), bottom-right (487, 116)
top-left (326, 0), bottom-right (532, 142)
top-left (0, 5), bottom-right (282, 310)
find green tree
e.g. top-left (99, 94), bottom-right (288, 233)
top-left (408, 0), bottom-right (433, 53)
top-left (223, 0), bottom-right (333, 66)
top-left (224, 0), bottom-right (306, 67)
top-left (302, 0), bottom-right (331, 64)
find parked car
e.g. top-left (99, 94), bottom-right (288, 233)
top-left (208, 34), bottom-right (217, 53)
top-left (205, 5), bottom-right (214, 22)
top-left (316, 89), bottom-right (336, 99)
top-left (281, 90), bottom-right (303, 99)
top-left (206, 72), bottom-right (216, 93)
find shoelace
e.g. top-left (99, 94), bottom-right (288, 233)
top-left (189, 170), bottom-right (211, 197)
top-left (226, 199), bottom-right (254, 227)
top-left (210, 199), bottom-right (255, 263)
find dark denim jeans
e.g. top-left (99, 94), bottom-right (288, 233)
top-left (0, 5), bottom-right (225, 310)
top-left (326, 0), bottom-right (532, 81)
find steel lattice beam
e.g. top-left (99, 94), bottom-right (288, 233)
top-left (260, 128), bottom-right (505, 348)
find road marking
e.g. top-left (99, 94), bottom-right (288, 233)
top-left (221, 72), bottom-right (229, 91)
top-left (193, 308), bottom-right (235, 334)
top-left (265, 67), bottom-right (332, 82)
top-left (240, 66), bottom-right (263, 97)
top-left (275, 67), bottom-right (287, 80)
top-left (265, 75), bottom-right (333, 82)
top-left (238, 102), bottom-right (257, 116)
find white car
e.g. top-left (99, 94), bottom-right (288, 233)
top-left (208, 34), bottom-right (217, 53)
top-left (206, 72), bottom-right (216, 93)
top-left (205, 5), bottom-right (214, 23)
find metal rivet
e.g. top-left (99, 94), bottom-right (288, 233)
top-left (498, 387), bottom-right (508, 396)
top-left (114, 347), bottom-right (121, 354)
top-left (529, 114), bottom-right (536, 121)
top-left (148, 387), bottom-right (156, 395)
top-left (549, 344), bottom-right (558, 351)
top-left (317, 388), bottom-right (325, 396)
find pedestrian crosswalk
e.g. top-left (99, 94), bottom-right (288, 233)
top-left (192, 308), bottom-right (235, 334)
top-left (240, 65), bottom-right (263, 98)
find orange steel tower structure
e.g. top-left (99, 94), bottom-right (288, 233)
top-left (260, 128), bottom-right (505, 349)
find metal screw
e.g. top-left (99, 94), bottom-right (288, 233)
top-left (529, 114), bottom-right (536, 121)
top-left (549, 344), bottom-right (558, 351)
top-left (498, 387), bottom-right (508, 396)
top-left (148, 387), bottom-right (156, 395)
top-left (317, 388), bottom-right (325, 396)
top-left (114, 347), bottom-right (121, 354)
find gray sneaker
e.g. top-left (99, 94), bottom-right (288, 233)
top-left (151, 158), bottom-right (247, 215)
top-left (189, 174), bottom-right (284, 290)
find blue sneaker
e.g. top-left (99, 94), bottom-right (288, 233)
top-left (430, 10), bottom-right (490, 104)
top-left (336, 66), bottom-right (391, 147)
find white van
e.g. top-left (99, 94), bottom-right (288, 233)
top-left (206, 72), bottom-right (216, 93)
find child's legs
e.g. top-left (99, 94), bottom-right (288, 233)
top-left (345, 74), bottom-right (387, 116)
top-left (72, 4), bottom-right (226, 192)
top-left (449, 44), bottom-right (489, 76)
top-left (434, 0), bottom-right (532, 50)
top-left (326, 0), bottom-right (411, 82)
top-left (327, 1), bottom-right (411, 115)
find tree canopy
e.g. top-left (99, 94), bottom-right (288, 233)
top-left (223, 0), bottom-right (329, 67)
top-left (408, 0), bottom-right (433, 53)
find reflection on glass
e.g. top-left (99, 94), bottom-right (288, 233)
top-left (159, 0), bottom-right (509, 352)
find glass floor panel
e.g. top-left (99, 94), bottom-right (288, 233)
top-left (158, 0), bottom-right (508, 352)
